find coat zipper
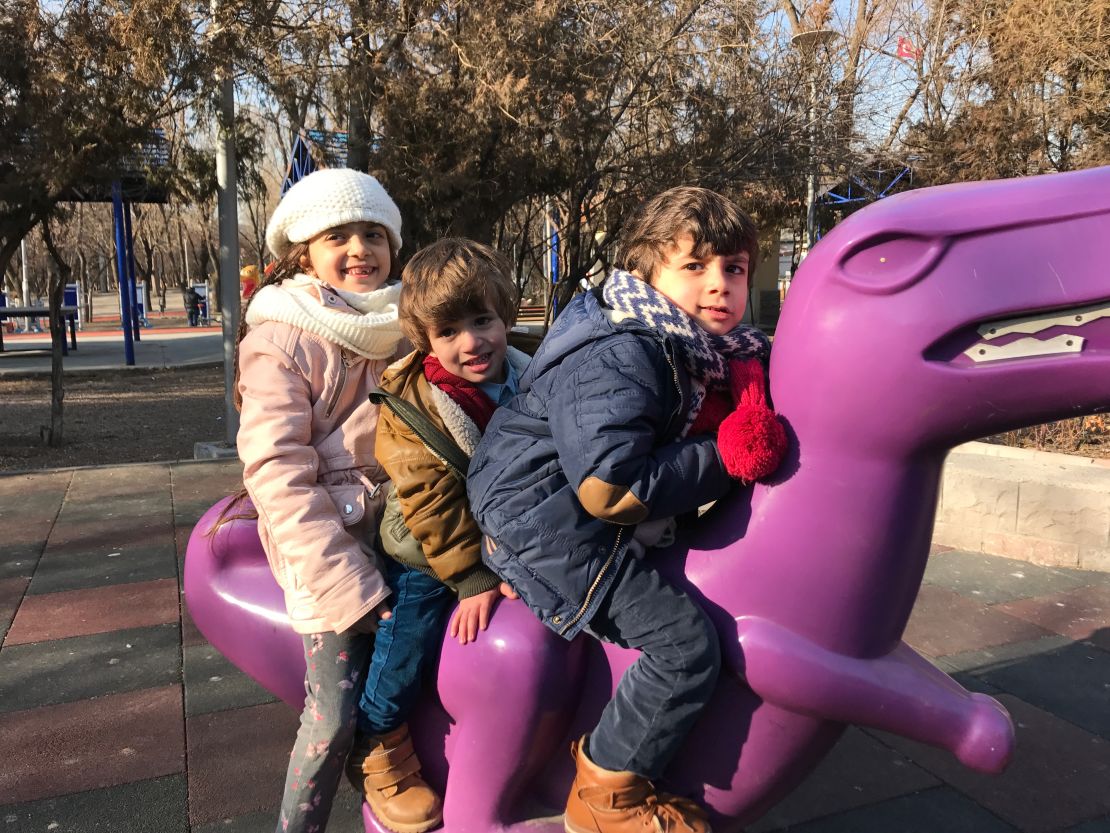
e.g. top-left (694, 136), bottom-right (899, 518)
top-left (662, 342), bottom-right (684, 436)
top-left (556, 339), bottom-right (684, 636)
top-left (324, 351), bottom-right (353, 418)
top-left (559, 524), bottom-right (625, 636)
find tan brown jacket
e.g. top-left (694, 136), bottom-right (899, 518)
top-left (375, 348), bottom-right (530, 598)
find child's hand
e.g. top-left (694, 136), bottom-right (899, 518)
top-left (349, 601), bottom-right (393, 634)
top-left (450, 583), bottom-right (518, 645)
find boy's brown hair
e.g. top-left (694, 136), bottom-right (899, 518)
top-left (616, 186), bottom-right (759, 281)
top-left (399, 238), bottom-right (518, 353)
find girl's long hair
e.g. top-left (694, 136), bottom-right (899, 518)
top-left (232, 243), bottom-right (310, 410)
top-left (211, 243), bottom-right (310, 534)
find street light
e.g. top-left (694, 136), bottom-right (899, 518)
top-left (791, 28), bottom-right (841, 261)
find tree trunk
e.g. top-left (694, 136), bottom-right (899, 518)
top-left (40, 220), bottom-right (70, 447)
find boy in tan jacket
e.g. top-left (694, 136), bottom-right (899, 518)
top-left (346, 238), bottom-right (526, 833)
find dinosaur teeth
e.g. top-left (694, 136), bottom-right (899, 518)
top-left (963, 334), bottom-right (1085, 363)
top-left (977, 301), bottom-right (1110, 340)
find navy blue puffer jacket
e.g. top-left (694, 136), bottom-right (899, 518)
top-left (467, 289), bottom-right (733, 639)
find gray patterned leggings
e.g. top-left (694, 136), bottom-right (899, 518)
top-left (276, 630), bottom-right (373, 833)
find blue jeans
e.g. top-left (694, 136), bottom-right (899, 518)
top-left (587, 555), bottom-right (721, 779)
top-left (357, 559), bottom-right (454, 735)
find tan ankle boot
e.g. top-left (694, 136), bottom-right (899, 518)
top-left (564, 736), bottom-right (711, 833)
top-left (346, 725), bottom-right (443, 833)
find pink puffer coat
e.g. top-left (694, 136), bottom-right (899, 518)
top-left (237, 284), bottom-right (399, 635)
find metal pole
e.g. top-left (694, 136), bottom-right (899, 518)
top-left (111, 182), bottom-right (136, 366)
top-left (804, 72), bottom-right (819, 258)
top-left (123, 202), bottom-right (142, 342)
top-left (215, 48), bottom-right (241, 446)
top-left (20, 238), bottom-right (30, 310)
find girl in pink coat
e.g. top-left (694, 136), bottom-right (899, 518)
top-left (234, 168), bottom-right (431, 833)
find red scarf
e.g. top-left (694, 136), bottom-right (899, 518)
top-left (423, 355), bottom-right (497, 433)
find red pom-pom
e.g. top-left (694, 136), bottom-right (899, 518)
top-left (717, 403), bottom-right (787, 482)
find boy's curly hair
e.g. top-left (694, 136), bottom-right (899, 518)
top-left (616, 186), bottom-right (759, 281)
top-left (399, 238), bottom-right (518, 353)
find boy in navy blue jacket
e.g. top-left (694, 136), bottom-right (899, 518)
top-left (467, 186), bottom-right (784, 833)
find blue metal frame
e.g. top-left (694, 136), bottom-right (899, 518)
top-left (281, 134), bottom-right (317, 195)
top-left (111, 181), bottom-right (136, 366)
top-left (820, 165), bottom-right (912, 208)
top-left (123, 201), bottom-right (142, 342)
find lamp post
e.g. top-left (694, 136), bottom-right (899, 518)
top-left (791, 28), bottom-right (841, 261)
top-left (212, 0), bottom-right (240, 446)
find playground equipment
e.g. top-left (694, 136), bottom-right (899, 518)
top-left (185, 166), bottom-right (1110, 832)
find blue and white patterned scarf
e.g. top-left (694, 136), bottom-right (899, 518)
top-left (602, 268), bottom-right (769, 435)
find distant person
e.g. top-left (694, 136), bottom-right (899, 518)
top-left (184, 287), bottom-right (201, 327)
top-left (240, 264), bottom-right (259, 301)
top-left (232, 168), bottom-right (411, 833)
top-left (467, 186), bottom-right (788, 833)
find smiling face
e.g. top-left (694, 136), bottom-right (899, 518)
top-left (648, 233), bottom-right (750, 335)
top-left (426, 305), bottom-right (509, 384)
top-left (301, 221), bottom-right (393, 293)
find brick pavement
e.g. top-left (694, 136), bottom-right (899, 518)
top-left (1, 460), bottom-right (1109, 832)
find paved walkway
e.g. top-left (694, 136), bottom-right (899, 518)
top-left (1, 460), bottom-right (1109, 832)
top-left (0, 328), bottom-right (226, 376)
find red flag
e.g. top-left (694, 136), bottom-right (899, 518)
top-left (896, 36), bottom-right (921, 60)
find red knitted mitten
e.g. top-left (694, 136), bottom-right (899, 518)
top-left (717, 358), bottom-right (788, 482)
top-left (687, 387), bottom-right (734, 436)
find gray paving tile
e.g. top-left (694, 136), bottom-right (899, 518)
top-left (27, 539), bottom-right (178, 595)
top-left (0, 576), bottom-right (28, 645)
top-left (170, 460), bottom-right (244, 526)
top-left (44, 515), bottom-right (175, 553)
top-left (0, 544), bottom-right (44, 580)
top-left (933, 634), bottom-right (1075, 675)
top-left (972, 640), bottom-right (1110, 740)
top-left (0, 774), bottom-right (187, 832)
top-left (0, 623), bottom-right (181, 713)
top-left (1066, 819), bottom-right (1110, 833)
top-left (191, 785), bottom-right (362, 833)
top-left (760, 786), bottom-right (1017, 833)
top-left (904, 585), bottom-right (1054, 658)
top-left (0, 477), bottom-right (69, 570)
top-left (924, 550), bottom-right (1092, 604)
top-left (749, 728), bottom-right (939, 832)
top-left (183, 643), bottom-right (278, 717)
top-left (874, 695), bottom-right (1110, 832)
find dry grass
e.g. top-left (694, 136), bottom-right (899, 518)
top-left (986, 414), bottom-right (1110, 458)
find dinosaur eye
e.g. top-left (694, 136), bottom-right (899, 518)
top-left (838, 233), bottom-right (948, 295)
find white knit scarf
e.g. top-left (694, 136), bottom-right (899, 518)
top-left (245, 274), bottom-right (403, 360)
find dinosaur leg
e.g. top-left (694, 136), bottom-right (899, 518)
top-left (435, 600), bottom-right (584, 832)
top-left (734, 617), bottom-right (1014, 773)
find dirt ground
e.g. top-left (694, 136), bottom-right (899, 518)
top-left (0, 366), bottom-right (227, 473)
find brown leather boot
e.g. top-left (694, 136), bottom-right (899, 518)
top-left (345, 725), bottom-right (443, 833)
top-left (564, 737), bottom-right (711, 833)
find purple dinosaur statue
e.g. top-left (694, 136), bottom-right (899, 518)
top-left (185, 165), bottom-right (1110, 832)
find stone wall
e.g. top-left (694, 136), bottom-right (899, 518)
top-left (935, 442), bottom-right (1110, 571)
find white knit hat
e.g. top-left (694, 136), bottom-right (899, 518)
top-left (265, 168), bottom-right (403, 258)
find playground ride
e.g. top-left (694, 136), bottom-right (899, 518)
top-left (185, 165), bottom-right (1110, 832)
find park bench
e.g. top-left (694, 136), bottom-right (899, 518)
top-left (0, 306), bottom-right (79, 354)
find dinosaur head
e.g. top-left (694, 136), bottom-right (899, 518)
top-left (771, 166), bottom-right (1110, 456)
